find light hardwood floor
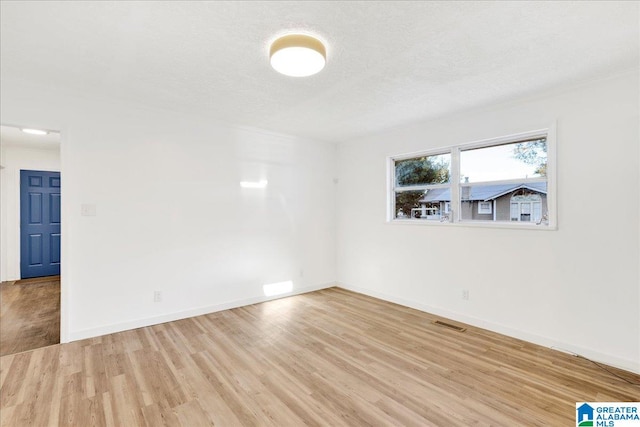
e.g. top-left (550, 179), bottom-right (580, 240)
top-left (0, 276), bottom-right (60, 357)
top-left (1, 287), bottom-right (638, 426)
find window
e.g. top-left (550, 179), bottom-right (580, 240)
top-left (510, 193), bottom-right (542, 222)
top-left (392, 153), bottom-right (450, 221)
top-left (389, 128), bottom-right (555, 228)
top-left (478, 202), bottom-right (492, 215)
top-left (459, 137), bottom-right (547, 223)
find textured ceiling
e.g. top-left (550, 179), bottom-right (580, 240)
top-left (1, 1), bottom-right (638, 142)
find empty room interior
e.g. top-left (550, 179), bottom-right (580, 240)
top-left (1, 1), bottom-right (639, 426)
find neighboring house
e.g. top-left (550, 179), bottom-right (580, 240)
top-left (415, 182), bottom-right (547, 222)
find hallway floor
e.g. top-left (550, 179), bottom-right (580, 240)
top-left (0, 275), bottom-right (60, 356)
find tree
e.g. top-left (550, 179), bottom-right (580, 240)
top-left (395, 157), bottom-right (450, 186)
top-left (512, 139), bottom-right (547, 176)
top-left (395, 157), bottom-right (449, 218)
top-left (395, 191), bottom-right (425, 218)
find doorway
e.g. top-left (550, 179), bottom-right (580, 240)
top-left (0, 125), bottom-right (61, 355)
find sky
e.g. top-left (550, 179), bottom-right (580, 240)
top-left (460, 143), bottom-right (542, 183)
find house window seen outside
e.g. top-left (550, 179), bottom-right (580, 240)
top-left (478, 202), bottom-right (492, 215)
top-left (510, 194), bottom-right (542, 222)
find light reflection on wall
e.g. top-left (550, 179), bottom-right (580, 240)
top-left (240, 180), bottom-right (268, 188)
top-left (263, 280), bottom-right (293, 296)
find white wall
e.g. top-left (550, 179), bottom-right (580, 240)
top-left (337, 71), bottom-right (640, 373)
top-left (1, 83), bottom-right (337, 342)
top-left (0, 144), bottom-right (60, 281)
top-left (2, 69), bottom-right (637, 374)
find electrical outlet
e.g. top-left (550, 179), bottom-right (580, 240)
top-left (154, 291), bottom-right (162, 302)
top-left (462, 289), bottom-right (469, 300)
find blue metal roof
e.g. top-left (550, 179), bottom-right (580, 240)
top-left (419, 182), bottom-right (546, 202)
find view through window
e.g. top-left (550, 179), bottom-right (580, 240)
top-left (390, 132), bottom-right (552, 227)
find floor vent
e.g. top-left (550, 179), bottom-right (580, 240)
top-left (433, 320), bottom-right (466, 332)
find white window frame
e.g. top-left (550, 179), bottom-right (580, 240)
top-left (478, 201), bottom-right (493, 215)
top-left (389, 150), bottom-right (452, 222)
top-left (387, 125), bottom-right (557, 230)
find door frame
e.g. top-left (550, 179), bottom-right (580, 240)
top-left (1, 123), bottom-right (68, 343)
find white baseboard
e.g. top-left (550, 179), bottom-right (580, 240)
top-left (337, 282), bottom-right (640, 375)
top-left (68, 281), bottom-right (335, 342)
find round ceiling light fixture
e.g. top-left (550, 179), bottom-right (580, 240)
top-left (270, 34), bottom-right (326, 77)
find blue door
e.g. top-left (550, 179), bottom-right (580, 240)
top-left (20, 170), bottom-right (61, 278)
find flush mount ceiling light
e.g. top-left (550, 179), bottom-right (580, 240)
top-left (21, 128), bottom-right (49, 135)
top-left (270, 34), bottom-right (326, 77)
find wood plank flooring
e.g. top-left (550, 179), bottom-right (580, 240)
top-left (1, 287), bottom-right (638, 426)
top-left (0, 276), bottom-right (60, 357)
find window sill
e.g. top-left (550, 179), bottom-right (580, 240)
top-left (388, 218), bottom-right (557, 231)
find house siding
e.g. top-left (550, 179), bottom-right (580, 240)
top-left (460, 191), bottom-right (548, 222)
top-left (461, 201), bottom-right (493, 220)
top-left (496, 196), bottom-right (512, 221)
